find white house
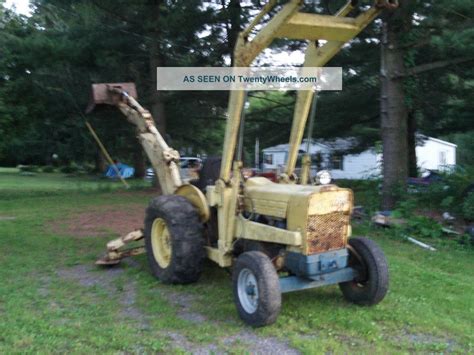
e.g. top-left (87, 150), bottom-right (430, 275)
top-left (262, 136), bottom-right (456, 180)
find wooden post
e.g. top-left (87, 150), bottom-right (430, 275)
top-left (85, 121), bottom-right (130, 189)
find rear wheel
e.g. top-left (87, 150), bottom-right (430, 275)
top-left (144, 195), bottom-right (204, 284)
top-left (339, 237), bottom-right (389, 305)
top-left (232, 251), bottom-right (281, 327)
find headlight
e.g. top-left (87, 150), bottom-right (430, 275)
top-left (315, 170), bottom-right (332, 185)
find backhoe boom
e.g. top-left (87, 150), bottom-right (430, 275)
top-left (87, 83), bottom-right (182, 195)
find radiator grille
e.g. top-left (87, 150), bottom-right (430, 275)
top-left (306, 212), bottom-right (350, 254)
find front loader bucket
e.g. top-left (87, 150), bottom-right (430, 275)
top-left (86, 82), bottom-right (137, 113)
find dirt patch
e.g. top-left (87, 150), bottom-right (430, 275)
top-left (159, 289), bottom-right (299, 354)
top-left (57, 264), bottom-right (124, 287)
top-left (391, 331), bottom-right (458, 352)
top-left (162, 329), bottom-right (300, 354)
top-left (222, 331), bottom-right (300, 354)
top-left (57, 263), bottom-right (149, 328)
top-left (49, 204), bottom-right (146, 237)
top-left (57, 263), bottom-right (300, 354)
top-left (161, 291), bottom-right (207, 324)
top-left (0, 216), bottom-right (16, 221)
top-left (163, 331), bottom-right (221, 354)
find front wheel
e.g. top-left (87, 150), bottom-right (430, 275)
top-left (232, 251), bottom-right (281, 327)
top-left (339, 237), bottom-right (389, 306)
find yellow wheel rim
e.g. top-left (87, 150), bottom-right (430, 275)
top-left (151, 218), bottom-right (172, 268)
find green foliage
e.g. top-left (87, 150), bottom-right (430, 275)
top-left (0, 0), bottom-right (231, 166)
top-left (336, 179), bottom-right (381, 213)
top-left (462, 192), bottom-right (474, 221)
top-left (340, 174), bottom-right (472, 240)
top-left (393, 198), bottom-right (417, 218)
top-left (18, 164), bottom-right (39, 173)
top-left (409, 167), bottom-right (474, 215)
top-left (440, 195), bottom-right (454, 210)
top-left (445, 131), bottom-right (474, 166)
top-left (405, 215), bottom-right (444, 239)
top-left (59, 165), bottom-right (79, 174)
top-left (59, 162), bottom-right (88, 174)
top-left (41, 165), bottom-right (55, 173)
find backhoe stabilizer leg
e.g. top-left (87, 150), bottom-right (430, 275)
top-left (95, 229), bottom-right (145, 266)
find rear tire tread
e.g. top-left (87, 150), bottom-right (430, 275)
top-left (144, 195), bottom-right (204, 284)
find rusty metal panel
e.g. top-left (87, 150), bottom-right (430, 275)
top-left (304, 188), bottom-right (353, 255)
top-left (87, 83), bottom-right (137, 113)
top-left (91, 82), bottom-right (137, 103)
top-left (306, 212), bottom-right (350, 254)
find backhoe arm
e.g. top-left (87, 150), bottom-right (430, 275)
top-left (88, 83), bottom-right (182, 195)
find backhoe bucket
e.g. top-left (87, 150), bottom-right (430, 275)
top-left (86, 82), bottom-right (137, 113)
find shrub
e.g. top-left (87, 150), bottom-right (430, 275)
top-left (60, 161), bottom-right (91, 174)
top-left (393, 199), bottom-right (444, 239)
top-left (393, 198), bottom-right (417, 218)
top-left (406, 215), bottom-right (444, 239)
top-left (17, 165), bottom-right (39, 173)
top-left (41, 165), bottom-right (55, 173)
top-left (60, 165), bottom-right (76, 174)
top-left (462, 192), bottom-right (474, 221)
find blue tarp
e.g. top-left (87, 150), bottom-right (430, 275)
top-left (105, 163), bottom-right (135, 179)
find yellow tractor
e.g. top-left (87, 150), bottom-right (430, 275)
top-left (90, 0), bottom-right (397, 327)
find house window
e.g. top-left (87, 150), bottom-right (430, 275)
top-left (439, 151), bottom-right (447, 166)
top-left (311, 152), bottom-right (323, 169)
top-left (330, 154), bottom-right (343, 170)
top-left (263, 153), bottom-right (273, 165)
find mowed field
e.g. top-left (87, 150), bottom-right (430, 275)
top-left (0, 170), bottom-right (473, 353)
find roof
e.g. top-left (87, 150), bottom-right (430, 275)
top-left (262, 143), bottom-right (293, 152)
top-left (314, 138), bottom-right (358, 151)
top-left (262, 138), bottom-right (357, 153)
top-left (263, 135), bottom-right (456, 152)
top-left (420, 135), bottom-right (457, 148)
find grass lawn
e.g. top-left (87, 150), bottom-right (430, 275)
top-left (0, 171), bottom-right (472, 353)
top-left (0, 168), bottom-right (149, 195)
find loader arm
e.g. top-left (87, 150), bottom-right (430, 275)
top-left (88, 83), bottom-right (182, 195)
top-left (222, 0), bottom-right (398, 183)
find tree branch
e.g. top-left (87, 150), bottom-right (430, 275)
top-left (90, 1), bottom-right (136, 25)
top-left (396, 57), bottom-right (474, 78)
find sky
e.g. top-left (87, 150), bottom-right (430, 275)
top-left (4, 0), bottom-right (31, 16)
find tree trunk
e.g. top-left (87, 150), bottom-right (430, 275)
top-left (149, 55), bottom-right (167, 136)
top-left (380, 21), bottom-right (409, 210)
top-left (133, 147), bottom-right (146, 178)
top-left (95, 149), bottom-right (107, 173)
top-left (147, 0), bottom-right (166, 190)
top-left (149, 0), bottom-right (167, 136)
top-left (407, 110), bottom-right (418, 177)
top-left (227, 0), bottom-right (242, 66)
